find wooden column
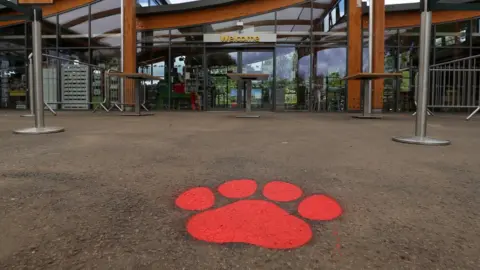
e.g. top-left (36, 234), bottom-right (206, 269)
top-left (372, 0), bottom-right (385, 110)
top-left (347, 0), bottom-right (362, 111)
top-left (123, 0), bottom-right (137, 105)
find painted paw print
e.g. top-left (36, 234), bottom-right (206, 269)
top-left (175, 179), bottom-right (342, 249)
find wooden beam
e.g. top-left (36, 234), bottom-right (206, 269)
top-left (123, 0), bottom-right (137, 106)
top-left (136, 0), bottom-right (306, 30)
top-left (372, 0), bottom-right (385, 111)
top-left (363, 10), bottom-right (480, 29)
top-left (347, 0), bottom-right (362, 112)
top-left (18, 0), bottom-right (53, 3)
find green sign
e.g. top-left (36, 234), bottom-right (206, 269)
top-left (427, 0), bottom-right (480, 11)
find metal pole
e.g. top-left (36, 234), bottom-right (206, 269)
top-left (414, 11), bottom-right (430, 137)
top-left (352, 0), bottom-right (381, 119)
top-left (32, 11), bottom-right (44, 129)
top-left (135, 79), bottom-right (141, 115)
top-left (21, 54), bottom-right (35, 117)
top-left (365, 0), bottom-right (374, 115)
top-left (14, 8), bottom-right (64, 135)
top-left (245, 80), bottom-right (252, 113)
top-left (392, 1), bottom-right (449, 146)
top-left (236, 79), bottom-right (259, 118)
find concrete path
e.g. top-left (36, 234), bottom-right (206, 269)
top-left (0, 111), bottom-right (479, 269)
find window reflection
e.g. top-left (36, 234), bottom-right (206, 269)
top-left (0, 24), bottom-right (26, 49)
top-left (435, 21), bottom-right (469, 47)
top-left (313, 47), bottom-right (346, 112)
top-left (276, 46), bottom-right (311, 110)
top-left (398, 26), bottom-right (420, 47)
top-left (91, 0), bottom-right (121, 47)
top-left (171, 26), bottom-right (203, 43)
top-left (0, 51), bottom-right (27, 109)
top-left (58, 6), bottom-right (89, 47)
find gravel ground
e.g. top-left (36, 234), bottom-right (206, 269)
top-left (0, 111), bottom-right (479, 270)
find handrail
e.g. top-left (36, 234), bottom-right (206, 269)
top-left (430, 53), bottom-right (480, 67)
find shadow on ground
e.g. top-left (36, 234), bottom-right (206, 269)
top-left (0, 111), bottom-right (479, 269)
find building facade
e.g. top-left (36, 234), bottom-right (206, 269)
top-left (0, 0), bottom-right (479, 112)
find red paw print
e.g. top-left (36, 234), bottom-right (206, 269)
top-left (175, 179), bottom-right (342, 249)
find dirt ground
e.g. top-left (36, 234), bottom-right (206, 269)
top-left (0, 111), bottom-right (479, 270)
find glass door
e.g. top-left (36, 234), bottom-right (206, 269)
top-left (241, 50), bottom-right (274, 110)
top-left (206, 48), bottom-right (274, 111)
top-left (206, 49), bottom-right (239, 110)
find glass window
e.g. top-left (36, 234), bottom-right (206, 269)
top-left (58, 6), bottom-right (89, 47)
top-left (312, 4), bottom-right (325, 33)
top-left (206, 49), bottom-right (239, 110)
top-left (171, 26), bottom-right (203, 43)
top-left (339, 0), bottom-right (345, 17)
top-left (0, 51), bottom-right (27, 109)
top-left (435, 20), bottom-right (470, 47)
top-left (242, 12), bottom-right (275, 33)
top-left (90, 0), bottom-right (121, 48)
top-left (472, 19), bottom-right (480, 47)
top-left (323, 14), bottom-right (329, 32)
top-left (91, 14), bottom-right (121, 47)
top-left (276, 5), bottom-right (311, 33)
top-left (434, 47), bottom-right (470, 64)
top-left (207, 20), bottom-right (238, 34)
top-left (91, 49), bottom-right (120, 70)
top-left (138, 30), bottom-right (169, 45)
top-left (313, 22), bottom-right (347, 45)
top-left (206, 12), bottom-right (275, 34)
top-left (398, 26), bottom-right (420, 47)
top-left (313, 47), bottom-right (346, 112)
top-left (385, 29), bottom-right (398, 46)
top-left (276, 46), bottom-right (311, 110)
top-left (0, 24), bottom-right (26, 49)
top-left (170, 46), bottom-right (204, 110)
top-left (242, 50), bottom-right (274, 109)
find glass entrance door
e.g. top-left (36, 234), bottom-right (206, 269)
top-left (206, 48), bottom-right (274, 111)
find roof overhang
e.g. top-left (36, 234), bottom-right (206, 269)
top-left (362, 2), bottom-right (421, 14)
top-left (137, 0), bottom-right (249, 15)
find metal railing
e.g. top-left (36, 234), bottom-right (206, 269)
top-left (40, 54), bottom-right (119, 113)
top-left (38, 54), bottom-right (150, 113)
top-left (427, 54), bottom-right (480, 120)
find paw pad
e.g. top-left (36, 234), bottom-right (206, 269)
top-left (175, 180), bottom-right (342, 249)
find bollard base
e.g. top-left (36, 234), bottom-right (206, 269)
top-left (121, 113), bottom-right (154, 117)
top-left (13, 126), bottom-right (65, 135)
top-left (236, 114), bottom-right (260, 118)
top-left (21, 114), bottom-right (35, 117)
top-left (352, 114), bottom-right (383, 119)
top-left (392, 136), bottom-right (450, 146)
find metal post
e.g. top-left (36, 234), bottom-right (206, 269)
top-left (392, 1), bottom-right (449, 146)
top-left (135, 79), bottom-right (141, 115)
top-left (21, 55), bottom-right (35, 117)
top-left (352, 0), bottom-right (382, 119)
top-left (121, 78), bottom-right (153, 116)
top-left (236, 79), bottom-right (259, 118)
top-left (245, 80), bottom-right (252, 113)
top-left (365, 0), bottom-right (374, 115)
top-left (14, 8), bottom-right (64, 135)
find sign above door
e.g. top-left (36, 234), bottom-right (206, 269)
top-left (204, 33), bottom-right (277, 43)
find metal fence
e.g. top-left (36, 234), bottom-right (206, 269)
top-left (39, 54), bottom-right (124, 113)
top-left (427, 55), bottom-right (480, 120)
